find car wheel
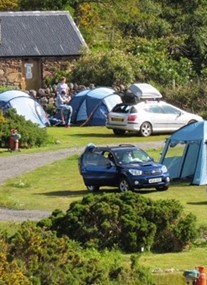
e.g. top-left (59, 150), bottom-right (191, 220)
top-left (113, 129), bottom-right (126, 136)
top-left (155, 185), bottom-right (169, 191)
top-left (140, 122), bottom-right (152, 137)
top-left (119, 178), bottom-right (132, 192)
top-left (87, 185), bottom-right (99, 192)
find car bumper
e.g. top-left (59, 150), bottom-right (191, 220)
top-left (106, 122), bottom-right (141, 132)
top-left (128, 175), bottom-right (170, 189)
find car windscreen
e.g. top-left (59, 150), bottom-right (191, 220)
top-left (113, 148), bottom-right (152, 164)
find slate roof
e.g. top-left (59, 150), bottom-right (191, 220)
top-left (0, 11), bottom-right (87, 57)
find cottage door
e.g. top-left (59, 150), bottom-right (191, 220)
top-left (22, 59), bottom-right (42, 90)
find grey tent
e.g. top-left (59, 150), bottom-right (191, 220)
top-left (159, 121), bottom-right (207, 185)
top-left (0, 90), bottom-right (50, 127)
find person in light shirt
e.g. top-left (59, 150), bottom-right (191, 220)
top-left (56, 76), bottom-right (69, 94)
top-left (56, 90), bottom-right (73, 128)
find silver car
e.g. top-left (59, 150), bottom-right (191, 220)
top-left (106, 101), bottom-right (203, 137)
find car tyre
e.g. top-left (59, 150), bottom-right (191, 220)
top-left (113, 129), bottom-right (126, 136)
top-left (140, 122), bottom-right (152, 137)
top-left (119, 177), bottom-right (133, 192)
top-left (155, 185), bottom-right (169, 191)
top-left (87, 185), bottom-right (99, 192)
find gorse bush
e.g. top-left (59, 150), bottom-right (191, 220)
top-left (0, 235), bottom-right (31, 284)
top-left (38, 192), bottom-right (198, 253)
top-left (0, 109), bottom-right (48, 148)
top-left (0, 222), bottom-right (155, 285)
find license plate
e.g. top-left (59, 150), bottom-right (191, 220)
top-left (112, 118), bottom-right (124, 122)
top-left (148, 178), bottom-right (162, 183)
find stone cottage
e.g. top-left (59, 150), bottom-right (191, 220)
top-left (0, 11), bottom-right (87, 91)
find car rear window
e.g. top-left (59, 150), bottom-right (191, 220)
top-left (112, 104), bottom-right (131, 113)
top-left (112, 104), bottom-right (139, 114)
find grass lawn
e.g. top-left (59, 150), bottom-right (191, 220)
top-left (1, 154), bottom-right (207, 228)
top-left (0, 125), bottom-right (167, 155)
top-left (0, 125), bottom-right (207, 276)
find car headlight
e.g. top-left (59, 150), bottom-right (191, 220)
top-left (129, 169), bottom-right (143, 176)
top-left (161, 165), bottom-right (168, 173)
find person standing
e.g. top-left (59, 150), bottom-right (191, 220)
top-left (56, 76), bottom-right (69, 95)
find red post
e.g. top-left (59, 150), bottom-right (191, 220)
top-left (9, 129), bottom-right (21, 151)
top-left (197, 266), bottom-right (207, 285)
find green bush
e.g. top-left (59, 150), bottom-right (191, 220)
top-left (39, 192), bottom-right (197, 253)
top-left (0, 86), bottom-right (18, 92)
top-left (0, 222), bottom-right (155, 285)
top-left (163, 81), bottom-right (207, 115)
top-left (70, 49), bottom-right (135, 86)
top-left (0, 109), bottom-right (48, 148)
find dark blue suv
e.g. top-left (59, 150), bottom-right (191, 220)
top-left (78, 143), bottom-right (170, 192)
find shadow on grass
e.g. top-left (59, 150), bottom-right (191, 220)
top-left (34, 189), bottom-right (117, 197)
top-left (34, 190), bottom-right (89, 197)
top-left (187, 201), bottom-right (207, 205)
top-left (71, 133), bottom-right (125, 138)
top-left (71, 132), bottom-right (163, 138)
top-left (34, 188), bottom-right (159, 197)
top-left (168, 181), bottom-right (194, 188)
top-left (135, 189), bottom-right (158, 194)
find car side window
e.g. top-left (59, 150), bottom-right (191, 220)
top-left (130, 106), bottom-right (138, 113)
top-left (102, 151), bottom-right (115, 164)
top-left (161, 105), bottom-right (181, 115)
top-left (82, 152), bottom-right (99, 166)
top-left (145, 105), bottom-right (164, 114)
top-left (83, 152), bottom-right (110, 166)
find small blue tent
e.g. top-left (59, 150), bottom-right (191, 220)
top-left (0, 90), bottom-right (50, 128)
top-left (159, 121), bottom-right (207, 185)
top-left (70, 87), bottom-right (122, 126)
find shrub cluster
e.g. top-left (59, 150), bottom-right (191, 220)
top-left (162, 81), bottom-right (207, 119)
top-left (0, 109), bottom-right (48, 148)
top-left (38, 192), bottom-right (197, 253)
top-left (0, 222), bottom-right (155, 285)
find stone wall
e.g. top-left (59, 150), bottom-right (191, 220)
top-left (0, 56), bottom-right (77, 90)
top-left (0, 58), bottom-right (22, 88)
top-left (42, 57), bottom-right (76, 80)
top-left (0, 57), bottom-right (130, 115)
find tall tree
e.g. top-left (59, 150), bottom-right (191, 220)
top-left (18, 0), bottom-right (68, 10)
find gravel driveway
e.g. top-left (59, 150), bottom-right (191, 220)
top-left (0, 141), bottom-right (164, 221)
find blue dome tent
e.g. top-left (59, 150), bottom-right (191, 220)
top-left (70, 87), bottom-right (122, 126)
top-left (0, 90), bottom-right (50, 128)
